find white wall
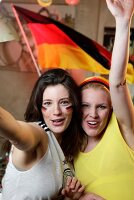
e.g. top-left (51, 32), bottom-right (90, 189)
top-left (0, 70), bottom-right (38, 120)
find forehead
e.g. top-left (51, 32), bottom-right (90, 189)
top-left (82, 87), bottom-right (110, 103)
top-left (43, 84), bottom-right (69, 99)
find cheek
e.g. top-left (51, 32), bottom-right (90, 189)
top-left (42, 107), bottom-right (47, 112)
top-left (101, 112), bottom-right (110, 126)
top-left (65, 105), bottom-right (73, 112)
top-left (82, 120), bottom-right (87, 132)
top-left (82, 110), bottom-right (88, 119)
top-left (65, 108), bottom-right (73, 121)
top-left (41, 108), bottom-right (51, 120)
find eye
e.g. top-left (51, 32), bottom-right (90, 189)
top-left (98, 105), bottom-right (107, 109)
top-left (81, 103), bottom-right (90, 110)
top-left (60, 100), bottom-right (71, 106)
top-left (81, 103), bottom-right (89, 107)
top-left (42, 101), bottom-right (52, 107)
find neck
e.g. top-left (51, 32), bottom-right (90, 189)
top-left (54, 134), bottom-right (62, 144)
top-left (84, 136), bottom-right (101, 152)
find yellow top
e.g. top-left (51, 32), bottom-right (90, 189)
top-left (74, 113), bottom-right (134, 200)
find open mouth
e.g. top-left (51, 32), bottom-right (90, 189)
top-left (87, 121), bottom-right (99, 128)
top-left (52, 118), bottom-right (65, 126)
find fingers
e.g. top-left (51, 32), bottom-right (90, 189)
top-left (62, 177), bottom-right (105, 200)
top-left (66, 177), bottom-right (85, 192)
top-left (68, 177), bottom-right (80, 191)
top-left (61, 176), bottom-right (85, 199)
top-left (66, 176), bottom-right (72, 187)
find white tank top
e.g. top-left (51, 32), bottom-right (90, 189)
top-left (1, 122), bottom-right (73, 200)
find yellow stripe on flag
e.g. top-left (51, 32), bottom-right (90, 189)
top-left (37, 43), bottom-right (109, 74)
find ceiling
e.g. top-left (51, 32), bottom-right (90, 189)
top-left (3, 0), bottom-right (66, 4)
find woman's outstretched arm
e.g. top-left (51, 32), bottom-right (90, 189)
top-left (0, 106), bottom-right (45, 151)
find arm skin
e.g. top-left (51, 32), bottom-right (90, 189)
top-left (106, 0), bottom-right (134, 149)
top-left (0, 106), bottom-right (48, 169)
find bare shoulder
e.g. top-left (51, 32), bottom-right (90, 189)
top-left (12, 122), bottom-right (49, 170)
top-left (17, 120), bottom-right (48, 144)
top-left (28, 122), bottom-right (49, 151)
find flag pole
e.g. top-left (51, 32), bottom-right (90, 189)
top-left (11, 4), bottom-right (41, 77)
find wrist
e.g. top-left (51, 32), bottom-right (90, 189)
top-left (115, 17), bottom-right (131, 28)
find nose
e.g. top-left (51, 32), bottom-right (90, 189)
top-left (89, 107), bottom-right (98, 118)
top-left (53, 103), bottom-right (62, 115)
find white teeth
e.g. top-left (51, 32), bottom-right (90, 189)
top-left (53, 119), bottom-right (62, 122)
top-left (88, 122), bottom-right (97, 125)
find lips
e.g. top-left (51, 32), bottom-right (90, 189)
top-left (88, 121), bottom-right (97, 125)
top-left (51, 118), bottom-right (65, 126)
top-left (86, 121), bottom-right (99, 128)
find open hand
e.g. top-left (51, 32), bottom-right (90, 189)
top-left (106, 0), bottom-right (134, 20)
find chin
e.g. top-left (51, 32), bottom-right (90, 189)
top-left (52, 127), bottom-right (65, 135)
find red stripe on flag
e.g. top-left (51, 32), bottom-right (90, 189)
top-left (28, 23), bottom-right (77, 46)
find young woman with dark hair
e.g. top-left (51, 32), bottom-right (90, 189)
top-left (0, 68), bottom-right (84, 200)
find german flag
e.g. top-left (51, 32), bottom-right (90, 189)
top-left (12, 5), bottom-right (112, 75)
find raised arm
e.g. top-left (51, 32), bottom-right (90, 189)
top-left (106, 0), bottom-right (134, 148)
top-left (0, 106), bottom-right (44, 151)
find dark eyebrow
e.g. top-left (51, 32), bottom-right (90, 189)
top-left (60, 98), bottom-right (70, 100)
top-left (97, 103), bottom-right (109, 107)
top-left (42, 99), bottom-right (52, 102)
top-left (43, 97), bottom-right (70, 102)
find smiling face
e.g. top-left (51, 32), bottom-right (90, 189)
top-left (81, 86), bottom-right (112, 140)
top-left (41, 84), bottom-right (73, 138)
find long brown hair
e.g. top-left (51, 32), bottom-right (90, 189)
top-left (25, 68), bottom-right (83, 162)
